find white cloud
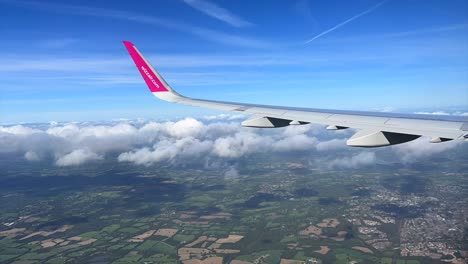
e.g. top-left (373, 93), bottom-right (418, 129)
top-left (165, 118), bottom-right (204, 138)
top-left (118, 136), bottom-right (213, 165)
top-left (328, 152), bottom-right (376, 168)
top-left (55, 149), bottom-right (102, 166)
top-left (393, 137), bottom-right (462, 162)
top-left (224, 166), bottom-right (239, 177)
top-left (213, 131), bottom-right (271, 158)
top-left (413, 111), bottom-right (468, 116)
top-left (24, 151), bottom-right (40, 161)
top-left (183, 0), bottom-right (252, 27)
top-left (0, 125), bottom-right (42, 135)
top-left (273, 134), bottom-right (316, 152)
top-left (316, 138), bottom-right (347, 151)
top-left (414, 111), bottom-right (451, 116)
top-left (0, 118), bottom-right (463, 167)
top-left (282, 124), bottom-right (315, 137)
top-left (372, 106), bottom-right (396, 113)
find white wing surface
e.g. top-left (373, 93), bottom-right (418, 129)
top-left (123, 41), bottom-right (467, 147)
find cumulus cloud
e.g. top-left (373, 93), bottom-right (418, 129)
top-left (213, 131), bottom-right (271, 158)
top-left (272, 134), bottom-right (316, 152)
top-left (165, 118), bottom-right (204, 138)
top-left (316, 138), bottom-right (347, 151)
top-left (0, 125), bottom-right (42, 135)
top-left (282, 124), bottom-right (316, 137)
top-left (56, 149), bottom-right (102, 166)
top-left (24, 151), bottom-right (40, 161)
top-left (224, 166), bottom-right (239, 178)
top-left (118, 136), bottom-right (213, 165)
top-left (414, 111), bottom-right (468, 116)
top-left (392, 137), bottom-right (462, 162)
top-left (0, 118), bottom-right (463, 167)
top-left (328, 152), bottom-right (376, 168)
top-left (414, 111), bottom-right (451, 116)
top-left (374, 106), bottom-right (396, 113)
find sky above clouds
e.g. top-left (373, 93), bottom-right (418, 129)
top-left (0, 0), bottom-right (467, 123)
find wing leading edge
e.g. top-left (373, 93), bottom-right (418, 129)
top-left (123, 41), bottom-right (468, 147)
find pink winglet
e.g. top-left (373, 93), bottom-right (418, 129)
top-left (123, 41), bottom-right (168, 92)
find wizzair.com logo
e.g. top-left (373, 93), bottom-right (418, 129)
top-left (140, 65), bottom-right (160, 89)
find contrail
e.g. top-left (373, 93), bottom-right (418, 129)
top-left (304, 0), bottom-right (388, 44)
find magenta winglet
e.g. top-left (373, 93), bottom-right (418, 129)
top-left (123, 41), bottom-right (168, 92)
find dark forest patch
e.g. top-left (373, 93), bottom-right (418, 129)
top-left (373, 203), bottom-right (426, 218)
top-left (381, 175), bottom-right (429, 195)
top-left (241, 193), bottom-right (282, 208)
top-left (350, 188), bottom-right (372, 197)
top-left (294, 188), bottom-right (319, 197)
top-left (318, 197), bottom-right (342, 205)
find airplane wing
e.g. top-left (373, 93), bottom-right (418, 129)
top-left (123, 41), bottom-right (468, 147)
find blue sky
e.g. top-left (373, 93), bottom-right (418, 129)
top-left (1, 0), bottom-right (467, 123)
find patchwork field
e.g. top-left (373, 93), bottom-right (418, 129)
top-left (0, 150), bottom-right (466, 263)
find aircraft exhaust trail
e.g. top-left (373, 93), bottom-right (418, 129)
top-left (304, 0), bottom-right (388, 44)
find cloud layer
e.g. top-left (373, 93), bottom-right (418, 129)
top-left (0, 117), bottom-right (464, 168)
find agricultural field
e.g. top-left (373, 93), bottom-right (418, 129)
top-left (0, 149), bottom-right (466, 263)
